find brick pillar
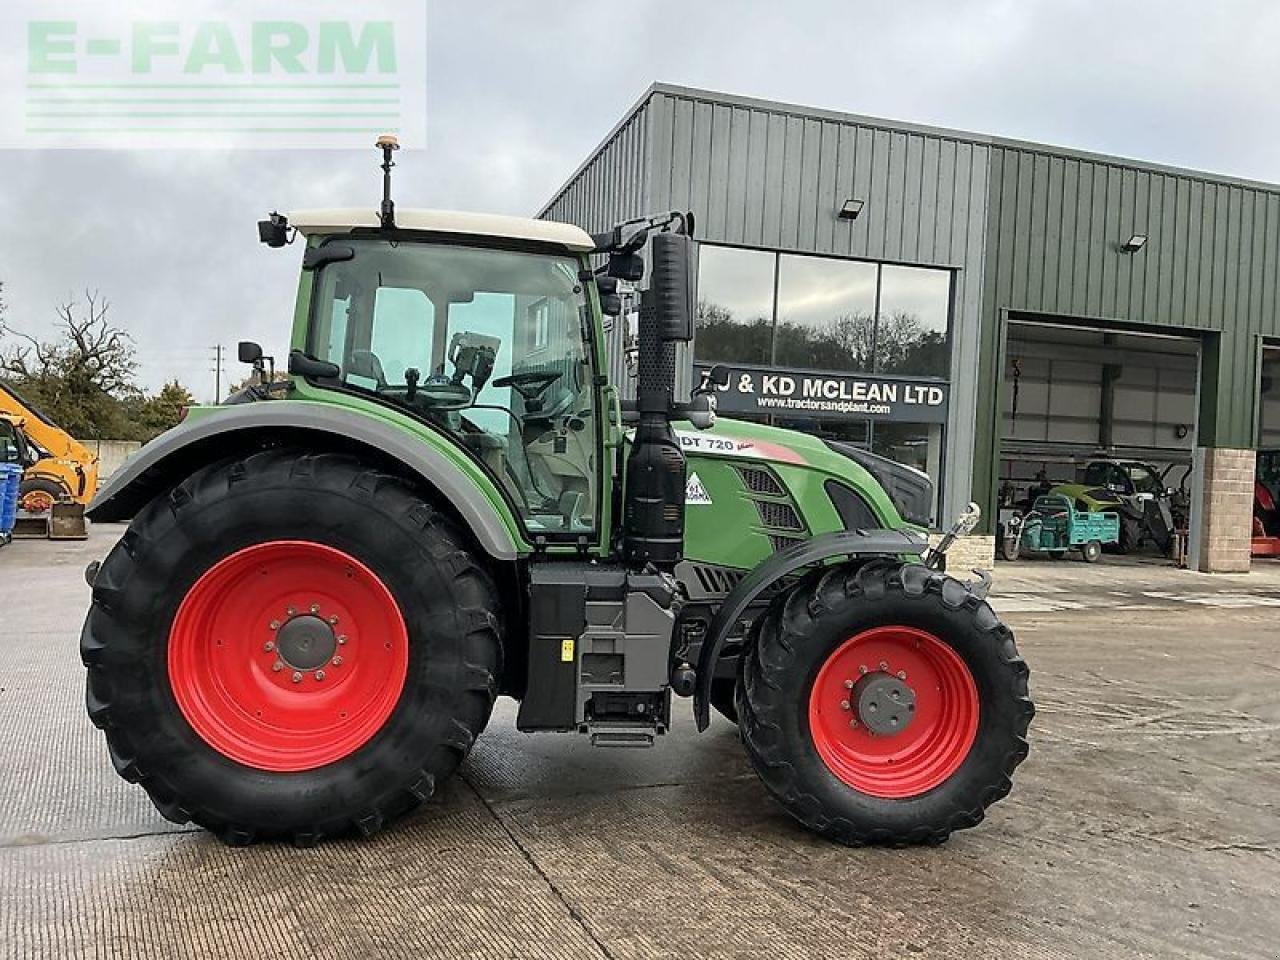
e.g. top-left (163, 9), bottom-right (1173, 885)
top-left (928, 534), bottom-right (995, 574)
top-left (1196, 447), bottom-right (1254, 573)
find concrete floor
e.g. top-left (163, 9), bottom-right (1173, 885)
top-left (1, 527), bottom-right (1278, 959)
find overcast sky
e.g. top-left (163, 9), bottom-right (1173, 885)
top-left (2, 0), bottom-right (1279, 400)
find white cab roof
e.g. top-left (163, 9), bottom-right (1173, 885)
top-left (288, 208), bottom-right (595, 252)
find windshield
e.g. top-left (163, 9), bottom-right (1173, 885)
top-left (308, 239), bottom-right (598, 536)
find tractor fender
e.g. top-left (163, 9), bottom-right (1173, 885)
top-left (87, 402), bottom-right (521, 561)
top-left (693, 529), bottom-right (927, 731)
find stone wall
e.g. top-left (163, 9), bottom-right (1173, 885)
top-left (1196, 447), bottom-right (1254, 573)
top-left (77, 439), bottom-right (142, 482)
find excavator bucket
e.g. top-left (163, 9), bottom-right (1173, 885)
top-left (49, 501), bottom-right (88, 540)
top-left (11, 512), bottom-right (49, 539)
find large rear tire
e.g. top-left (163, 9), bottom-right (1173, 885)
top-left (81, 449), bottom-right (502, 845)
top-left (737, 561), bottom-right (1032, 846)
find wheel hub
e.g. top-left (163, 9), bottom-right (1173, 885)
top-left (853, 671), bottom-right (916, 735)
top-left (274, 614), bottom-right (337, 670)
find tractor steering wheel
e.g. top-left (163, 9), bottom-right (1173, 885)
top-left (492, 370), bottom-right (563, 404)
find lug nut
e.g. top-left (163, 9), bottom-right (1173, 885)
top-left (859, 665), bottom-right (869, 675)
top-left (332, 656), bottom-right (343, 666)
top-left (314, 670), bottom-right (326, 681)
top-left (286, 606), bottom-right (297, 617)
top-left (849, 718), bottom-right (858, 728)
top-left (272, 661), bottom-right (284, 673)
top-left (897, 670), bottom-right (907, 680)
top-left (264, 641), bottom-right (275, 653)
top-left (328, 616), bottom-right (339, 625)
top-left (878, 661), bottom-right (888, 671)
top-left (839, 700), bottom-right (850, 711)
top-left (844, 679), bottom-right (854, 690)
top-left (269, 620), bottom-right (281, 630)
top-left (310, 604), bottom-right (320, 614)
top-left (337, 635), bottom-right (348, 646)
top-left (291, 671), bottom-right (302, 684)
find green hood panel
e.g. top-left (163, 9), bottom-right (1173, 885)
top-left (676, 416), bottom-right (905, 571)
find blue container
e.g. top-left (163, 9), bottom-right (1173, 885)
top-left (0, 464), bottom-right (20, 535)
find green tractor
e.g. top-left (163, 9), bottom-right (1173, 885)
top-left (81, 141), bottom-right (1032, 847)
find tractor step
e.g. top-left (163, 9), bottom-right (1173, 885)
top-left (587, 724), bottom-right (657, 748)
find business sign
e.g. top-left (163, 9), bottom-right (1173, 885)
top-left (0, 1), bottom-right (426, 149)
top-left (698, 363), bottom-right (949, 424)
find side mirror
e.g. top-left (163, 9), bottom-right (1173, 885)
top-left (648, 231), bottom-right (694, 342)
top-left (706, 363), bottom-right (731, 388)
top-left (238, 341), bottom-right (263, 365)
top-left (694, 363), bottom-right (731, 396)
top-left (607, 251), bottom-right (645, 281)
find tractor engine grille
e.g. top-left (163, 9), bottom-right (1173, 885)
top-left (755, 499), bottom-right (804, 531)
top-left (768, 533), bottom-right (806, 552)
top-left (736, 465), bottom-right (786, 497)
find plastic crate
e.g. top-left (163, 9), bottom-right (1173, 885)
top-left (0, 464), bottom-right (20, 535)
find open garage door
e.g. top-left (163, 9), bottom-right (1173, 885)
top-left (1253, 348), bottom-right (1280, 558)
top-left (998, 319), bottom-right (1198, 565)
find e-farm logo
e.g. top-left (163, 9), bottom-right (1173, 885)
top-left (1, 1), bottom-right (426, 149)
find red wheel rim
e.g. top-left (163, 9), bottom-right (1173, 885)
top-left (168, 541), bottom-right (409, 772)
top-left (21, 490), bottom-right (55, 514)
top-left (807, 626), bottom-right (978, 799)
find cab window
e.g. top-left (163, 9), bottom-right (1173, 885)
top-left (309, 240), bottom-right (597, 537)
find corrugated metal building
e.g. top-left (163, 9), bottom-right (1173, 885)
top-left (541, 83), bottom-right (1280, 571)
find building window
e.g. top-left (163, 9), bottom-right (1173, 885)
top-left (774, 254), bottom-right (878, 371)
top-left (694, 245), bottom-right (952, 376)
top-left (694, 245), bottom-right (775, 365)
top-left (876, 265), bottom-right (951, 378)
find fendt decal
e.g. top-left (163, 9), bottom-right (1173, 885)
top-left (672, 430), bottom-right (808, 465)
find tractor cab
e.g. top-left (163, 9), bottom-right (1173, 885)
top-left (290, 217), bottom-right (604, 538)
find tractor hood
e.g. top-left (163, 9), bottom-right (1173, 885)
top-left (823, 440), bottom-right (933, 528)
top-left (668, 416), bottom-right (932, 529)
top-left (1049, 483), bottom-right (1123, 509)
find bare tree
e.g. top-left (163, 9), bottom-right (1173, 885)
top-left (1, 290), bottom-right (140, 437)
top-left (2, 290), bottom-right (137, 394)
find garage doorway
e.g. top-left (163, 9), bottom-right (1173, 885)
top-left (1253, 347), bottom-right (1280, 558)
top-left (998, 318), bottom-right (1199, 566)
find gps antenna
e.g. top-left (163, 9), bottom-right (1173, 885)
top-left (377, 134), bottom-right (400, 229)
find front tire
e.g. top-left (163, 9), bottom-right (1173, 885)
top-left (737, 561), bottom-right (1032, 846)
top-left (81, 449), bottom-right (502, 845)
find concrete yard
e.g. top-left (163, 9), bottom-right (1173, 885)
top-left (1, 526), bottom-right (1278, 959)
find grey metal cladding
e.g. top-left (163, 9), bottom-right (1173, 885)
top-left (982, 144), bottom-right (1280, 445)
top-left (88, 403), bottom-right (520, 560)
top-left (637, 86), bottom-right (989, 524)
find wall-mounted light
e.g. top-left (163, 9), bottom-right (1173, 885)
top-left (1120, 234), bottom-right (1147, 253)
top-left (838, 198), bottom-right (864, 220)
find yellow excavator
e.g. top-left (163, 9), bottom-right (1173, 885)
top-left (0, 381), bottom-right (97, 538)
